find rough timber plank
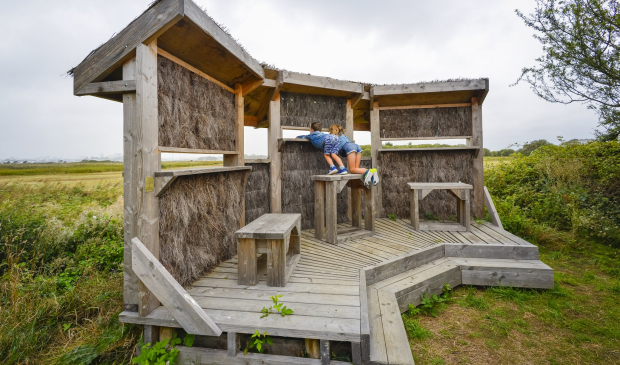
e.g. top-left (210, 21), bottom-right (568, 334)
top-left (482, 222), bottom-right (536, 247)
top-left (72, 0), bottom-right (183, 94)
top-left (395, 268), bottom-right (462, 312)
top-left (372, 79), bottom-right (487, 96)
top-left (359, 269), bottom-right (370, 362)
top-left (76, 80), bottom-right (136, 96)
top-left (131, 238), bottom-right (222, 336)
top-left (452, 258), bottom-right (554, 289)
top-left (189, 278), bottom-right (359, 296)
top-left (136, 40), bottom-right (160, 317)
top-left (444, 244), bottom-right (539, 260)
top-left (177, 346), bottom-right (351, 365)
top-left (380, 262), bottom-right (461, 299)
top-left (186, 287), bottom-right (360, 307)
top-left (364, 244), bottom-right (445, 286)
top-left (121, 307), bottom-right (360, 341)
top-left (470, 97), bottom-right (484, 218)
top-left (484, 186), bottom-right (503, 229)
top-left (367, 288), bottom-right (388, 364)
top-left (370, 257), bottom-right (454, 291)
top-left (377, 290), bottom-right (415, 365)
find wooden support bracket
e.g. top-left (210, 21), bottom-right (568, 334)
top-left (132, 237), bottom-right (222, 336)
top-left (154, 176), bottom-right (177, 197)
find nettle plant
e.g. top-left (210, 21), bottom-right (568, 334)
top-left (244, 330), bottom-right (272, 355)
top-left (260, 295), bottom-right (293, 318)
top-left (132, 333), bottom-right (194, 365)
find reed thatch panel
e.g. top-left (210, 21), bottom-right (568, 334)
top-left (379, 107), bottom-right (472, 138)
top-left (157, 55), bottom-right (236, 151)
top-left (281, 142), bottom-right (348, 230)
top-left (159, 171), bottom-right (247, 287)
top-left (380, 150), bottom-right (475, 220)
top-left (280, 91), bottom-right (347, 129)
top-left (244, 162), bottom-right (270, 224)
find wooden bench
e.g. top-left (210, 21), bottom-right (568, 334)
top-left (408, 182), bottom-right (473, 232)
top-left (312, 174), bottom-right (374, 245)
top-left (234, 214), bottom-right (301, 287)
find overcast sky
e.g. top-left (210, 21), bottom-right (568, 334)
top-left (0, 0), bottom-right (600, 160)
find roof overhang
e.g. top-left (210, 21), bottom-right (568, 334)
top-left (370, 79), bottom-right (489, 107)
top-left (72, 0), bottom-right (264, 97)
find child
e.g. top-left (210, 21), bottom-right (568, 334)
top-left (329, 124), bottom-right (379, 188)
top-left (297, 122), bottom-right (348, 175)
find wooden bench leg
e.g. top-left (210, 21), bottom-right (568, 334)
top-left (364, 187), bottom-right (375, 232)
top-left (227, 332), bottom-right (240, 357)
top-left (464, 192), bottom-right (471, 232)
top-left (267, 238), bottom-right (286, 287)
top-left (410, 189), bottom-right (419, 230)
top-left (320, 339), bottom-right (330, 365)
top-left (351, 187), bottom-right (362, 228)
top-left (238, 238), bottom-right (257, 285)
top-left (325, 181), bottom-right (338, 244)
top-left (456, 196), bottom-right (463, 225)
top-left (314, 181), bottom-right (325, 240)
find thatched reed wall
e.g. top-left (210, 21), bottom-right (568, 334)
top-left (379, 107), bottom-right (472, 138)
top-left (281, 141), bottom-right (349, 230)
top-left (159, 171), bottom-right (247, 287)
top-left (157, 55), bottom-right (236, 151)
top-left (244, 162), bottom-right (270, 225)
top-left (379, 150), bottom-right (475, 220)
top-left (280, 91), bottom-right (346, 129)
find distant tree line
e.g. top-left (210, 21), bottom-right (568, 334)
top-left (484, 139), bottom-right (552, 157)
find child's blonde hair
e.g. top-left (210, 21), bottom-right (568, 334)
top-left (329, 124), bottom-right (345, 136)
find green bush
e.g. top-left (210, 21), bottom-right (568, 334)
top-left (485, 140), bottom-right (620, 246)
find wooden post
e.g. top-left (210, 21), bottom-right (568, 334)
top-left (346, 99), bottom-right (354, 222)
top-left (325, 181), bottom-right (338, 244)
top-left (351, 187), bottom-right (362, 228)
top-left (305, 339), bottom-right (320, 359)
top-left (269, 94), bottom-right (282, 213)
top-left (143, 325), bottom-right (159, 346)
top-left (410, 189), bottom-right (419, 230)
top-left (237, 238), bottom-right (257, 285)
top-left (267, 239), bottom-right (286, 287)
top-left (225, 83), bottom-right (244, 167)
top-left (364, 187), bottom-right (375, 232)
top-left (320, 340), bottom-right (330, 365)
top-left (314, 181), bottom-right (325, 240)
top-left (227, 332), bottom-right (240, 357)
top-left (351, 342), bottom-right (362, 365)
top-left (370, 102), bottom-right (383, 217)
top-left (135, 40), bottom-right (160, 317)
top-left (469, 97), bottom-right (484, 218)
top-left (122, 56), bottom-right (139, 312)
top-left (464, 191), bottom-right (471, 232)
top-left (159, 327), bottom-right (174, 342)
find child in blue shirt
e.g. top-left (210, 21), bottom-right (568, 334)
top-left (329, 124), bottom-right (378, 188)
top-left (296, 122), bottom-right (348, 175)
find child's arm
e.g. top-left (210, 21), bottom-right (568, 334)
top-left (296, 134), bottom-right (310, 139)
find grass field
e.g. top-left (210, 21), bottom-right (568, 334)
top-left (1, 145), bottom-right (618, 364)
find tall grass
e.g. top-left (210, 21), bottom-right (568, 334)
top-left (0, 161), bottom-right (222, 176)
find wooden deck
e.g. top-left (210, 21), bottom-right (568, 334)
top-left (121, 218), bottom-right (541, 335)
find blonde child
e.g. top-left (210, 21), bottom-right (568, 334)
top-left (328, 124), bottom-right (378, 187)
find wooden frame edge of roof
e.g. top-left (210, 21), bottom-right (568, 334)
top-left (72, 0), bottom-right (264, 95)
top-left (279, 70), bottom-right (364, 97)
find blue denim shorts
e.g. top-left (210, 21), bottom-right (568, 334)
top-left (339, 142), bottom-right (363, 157)
top-left (323, 135), bottom-right (340, 154)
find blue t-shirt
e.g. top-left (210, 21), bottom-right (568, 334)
top-left (297, 131), bottom-right (327, 150)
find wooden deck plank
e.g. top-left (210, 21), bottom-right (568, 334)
top-left (189, 278), bottom-right (359, 296)
top-left (367, 288), bottom-right (388, 363)
top-left (482, 222), bottom-right (536, 246)
top-left (469, 225), bottom-right (497, 243)
top-left (186, 287), bottom-right (360, 306)
top-left (377, 290), bottom-right (415, 364)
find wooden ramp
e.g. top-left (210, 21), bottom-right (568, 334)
top-left (120, 219), bottom-right (553, 365)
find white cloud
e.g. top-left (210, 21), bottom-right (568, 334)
top-left (0, 0), bottom-right (599, 159)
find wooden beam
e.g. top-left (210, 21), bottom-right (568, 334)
top-left (372, 79), bottom-right (488, 97)
top-left (158, 146), bottom-right (238, 155)
top-left (351, 91), bottom-right (368, 109)
top-left (345, 99), bottom-right (354, 137)
top-left (354, 122), bottom-right (370, 132)
top-left (157, 48), bottom-right (235, 93)
top-left (76, 80), bottom-right (136, 96)
top-left (281, 70), bottom-right (362, 95)
top-left (469, 97), bottom-right (484, 218)
top-left (380, 136), bottom-right (471, 141)
top-left (484, 186), bottom-right (503, 229)
top-left (244, 116), bottom-right (258, 127)
top-left (268, 95), bottom-right (282, 213)
top-left (242, 79), bottom-right (265, 96)
top-left (122, 57), bottom-right (139, 312)
top-left (262, 79), bottom-right (277, 88)
top-left (183, 0), bottom-right (265, 80)
top-left (135, 40), bottom-right (160, 317)
top-left (256, 72), bottom-right (283, 126)
top-left (132, 237), bottom-right (222, 336)
top-left (370, 102), bottom-right (383, 217)
top-left (73, 0), bottom-right (183, 94)
top-left (378, 103), bottom-right (471, 111)
top-left (224, 84), bottom-right (244, 166)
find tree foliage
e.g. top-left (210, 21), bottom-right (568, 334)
top-left (516, 0), bottom-right (620, 140)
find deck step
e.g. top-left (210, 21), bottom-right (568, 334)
top-left (451, 257), bottom-right (554, 289)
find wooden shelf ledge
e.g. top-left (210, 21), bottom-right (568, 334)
top-left (378, 146), bottom-right (481, 157)
top-left (154, 166), bottom-right (251, 197)
top-left (278, 138), bottom-right (310, 152)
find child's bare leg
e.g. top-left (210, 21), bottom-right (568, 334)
top-left (330, 153), bottom-right (345, 167)
top-left (347, 152), bottom-right (367, 174)
top-left (324, 154), bottom-right (334, 166)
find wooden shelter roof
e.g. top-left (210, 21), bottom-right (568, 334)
top-left (71, 0), bottom-right (264, 100)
